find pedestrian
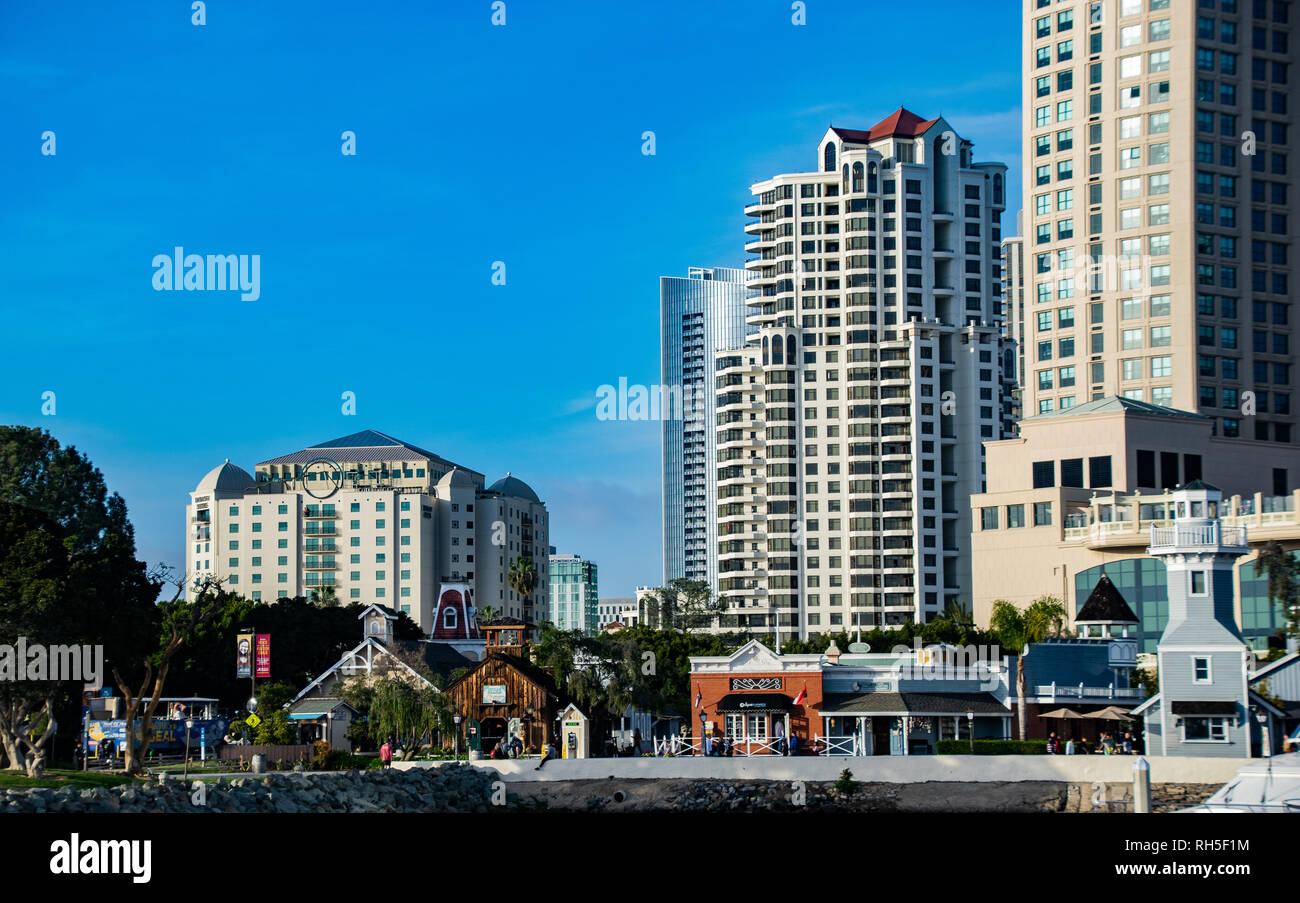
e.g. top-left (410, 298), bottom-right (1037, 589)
top-left (535, 742), bottom-right (557, 771)
top-left (633, 728), bottom-right (642, 756)
top-left (1122, 732), bottom-right (1133, 754)
top-left (379, 739), bottom-right (392, 770)
top-left (1065, 737), bottom-right (1075, 755)
top-left (1046, 732), bottom-right (1058, 754)
top-left (788, 733), bottom-right (799, 757)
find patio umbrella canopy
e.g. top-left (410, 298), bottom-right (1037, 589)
top-left (1083, 705), bottom-right (1134, 721)
top-left (1038, 707), bottom-right (1086, 719)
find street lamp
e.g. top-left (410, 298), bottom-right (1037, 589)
top-left (966, 709), bottom-right (974, 755)
top-left (183, 718), bottom-right (195, 780)
top-left (523, 704), bottom-right (536, 756)
top-left (1256, 710), bottom-right (1271, 759)
top-left (452, 711), bottom-right (463, 762)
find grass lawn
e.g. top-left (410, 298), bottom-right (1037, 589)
top-left (0, 768), bottom-right (138, 789)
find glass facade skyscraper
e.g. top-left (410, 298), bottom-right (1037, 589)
top-left (661, 266), bottom-right (754, 591)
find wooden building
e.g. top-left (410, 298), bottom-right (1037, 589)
top-left (442, 619), bottom-right (567, 755)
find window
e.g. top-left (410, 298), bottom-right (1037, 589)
top-left (1034, 502), bottom-right (1053, 527)
top-left (1151, 356), bottom-right (1172, 378)
top-left (1123, 358), bottom-right (1143, 380)
top-left (981, 507), bottom-right (999, 530)
top-left (1033, 461), bottom-right (1055, 489)
top-left (1122, 328), bottom-right (1143, 349)
top-left (1184, 717), bottom-right (1228, 741)
top-left (1007, 505), bottom-right (1025, 528)
top-left (1193, 656), bottom-right (1211, 680)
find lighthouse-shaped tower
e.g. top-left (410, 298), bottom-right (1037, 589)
top-left (1137, 481), bottom-right (1252, 757)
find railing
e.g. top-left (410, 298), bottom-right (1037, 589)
top-left (821, 735), bottom-right (861, 756)
top-left (653, 736), bottom-right (700, 756)
top-left (1149, 523), bottom-right (1248, 549)
top-left (1034, 682), bottom-right (1145, 700)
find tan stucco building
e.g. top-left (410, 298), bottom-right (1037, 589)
top-left (971, 396), bottom-right (1300, 651)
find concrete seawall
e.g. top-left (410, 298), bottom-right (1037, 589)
top-left (394, 754), bottom-right (1243, 785)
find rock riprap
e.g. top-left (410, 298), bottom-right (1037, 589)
top-left (0, 766), bottom-right (501, 814)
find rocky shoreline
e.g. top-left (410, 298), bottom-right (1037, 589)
top-left (0, 768), bottom-right (1218, 814)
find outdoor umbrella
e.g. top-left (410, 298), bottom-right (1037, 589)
top-left (1038, 707), bottom-right (1085, 719)
top-left (1083, 705), bottom-right (1134, 721)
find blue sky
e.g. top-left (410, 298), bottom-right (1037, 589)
top-left (0, 0), bottom-right (1021, 600)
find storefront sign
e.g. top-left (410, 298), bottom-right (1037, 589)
top-left (482, 684), bottom-right (506, 704)
top-left (731, 677), bottom-right (781, 690)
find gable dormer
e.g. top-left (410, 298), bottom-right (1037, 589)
top-left (430, 582), bottom-right (479, 642)
top-left (358, 603), bottom-right (396, 645)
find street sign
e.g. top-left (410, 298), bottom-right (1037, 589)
top-left (245, 712), bottom-right (262, 729)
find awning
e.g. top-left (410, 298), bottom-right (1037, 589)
top-left (714, 693), bottom-right (793, 712)
top-left (287, 712), bottom-right (328, 720)
top-left (819, 691), bottom-right (1008, 716)
top-left (1170, 701), bottom-right (1239, 716)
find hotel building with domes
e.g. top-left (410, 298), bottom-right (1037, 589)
top-left (185, 430), bottom-right (549, 632)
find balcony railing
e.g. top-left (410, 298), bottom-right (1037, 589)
top-left (1034, 683), bottom-right (1145, 700)
top-left (1148, 523), bottom-right (1248, 551)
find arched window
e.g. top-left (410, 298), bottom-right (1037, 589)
top-left (786, 335), bottom-right (796, 362)
top-left (852, 161), bottom-right (864, 193)
top-left (762, 335), bottom-right (770, 366)
top-left (824, 142), bottom-right (836, 172)
top-left (444, 607), bottom-right (457, 630)
top-left (993, 173), bottom-right (1004, 205)
top-left (842, 163), bottom-right (849, 193)
top-left (867, 161), bottom-right (878, 193)
top-left (771, 335), bottom-right (784, 365)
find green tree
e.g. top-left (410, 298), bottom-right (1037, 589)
top-left (0, 427), bottom-right (159, 776)
top-left (508, 557), bottom-right (537, 617)
top-left (651, 579), bottom-right (722, 634)
top-left (990, 596), bottom-right (1068, 740)
top-left (1256, 542), bottom-right (1300, 636)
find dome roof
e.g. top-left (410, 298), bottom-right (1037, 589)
top-left (437, 467), bottom-right (476, 490)
top-left (196, 459), bottom-right (254, 495)
top-left (487, 472), bottom-right (540, 503)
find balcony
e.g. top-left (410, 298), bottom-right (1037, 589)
top-left (1033, 683), bottom-right (1146, 702)
top-left (1148, 523), bottom-right (1248, 554)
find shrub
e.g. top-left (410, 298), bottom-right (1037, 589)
top-left (312, 741), bottom-right (332, 770)
top-left (936, 739), bottom-right (1049, 755)
top-left (834, 768), bottom-right (857, 795)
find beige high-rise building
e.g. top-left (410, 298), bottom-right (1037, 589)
top-left (1020, 0), bottom-right (1296, 442)
top-left (717, 110), bottom-right (1013, 642)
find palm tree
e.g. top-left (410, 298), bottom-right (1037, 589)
top-left (508, 556), bottom-right (537, 617)
top-left (478, 605), bottom-right (500, 623)
top-left (990, 596), bottom-right (1067, 740)
top-left (310, 585), bottom-right (338, 607)
top-left (1256, 541), bottom-right (1300, 636)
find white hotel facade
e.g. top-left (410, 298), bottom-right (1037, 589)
top-left (185, 430), bottom-right (549, 632)
top-left (715, 109), bottom-right (1015, 642)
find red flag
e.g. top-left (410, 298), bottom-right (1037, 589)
top-left (694, 685), bottom-right (702, 709)
top-left (792, 683), bottom-right (807, 706)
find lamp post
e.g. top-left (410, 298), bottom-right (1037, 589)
top-left (183, 718), bottom-right (194, 780)
top-left (452, 711), bottom-right (463, 762)
top-left (523, 704), bottom-right (535, 756)
top-left (1256, 710), bottom-right (1271, 759)
top-left (966, 709), bottom-right (974, 755)
top-left (698, 710), bottom-right (707, 757)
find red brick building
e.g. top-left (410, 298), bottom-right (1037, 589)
top-left (690, 641), bottom-right (824, 754)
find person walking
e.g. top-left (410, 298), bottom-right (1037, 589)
top-left (1121, 732), bottom-right (1133, 755)
top-left (788, 733), bottom-right (799, 757)
top-left (1065, 737), bottom-right (1075, 755)
top-left (379, 740), bottom-right (393, 770)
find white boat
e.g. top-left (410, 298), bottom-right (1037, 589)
top-left (1181, 752), bottom-right (1300, 812)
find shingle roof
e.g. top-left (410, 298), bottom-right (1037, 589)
top-left (1076, 573), bottom-right (1140, 624)
top-left (1022, 396), bottom-right (1211, 421)
top-left (288, 697), bottom-right (356, 715)
top-left (256, 429), bottom-right (481, 478)
top-left (831, 108), bottom-right (940, 144)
